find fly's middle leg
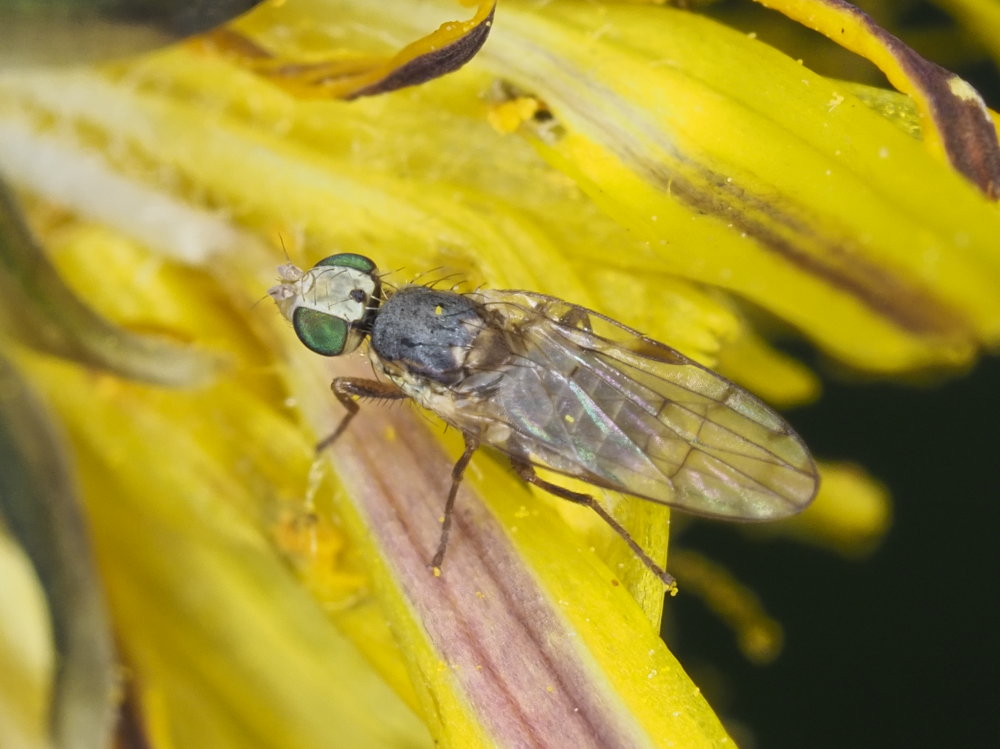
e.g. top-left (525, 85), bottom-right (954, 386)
top-left (316, 377), bottom-right (408, 453)
top-left (430, 433), bottom-right (479, 574)
top-left (509, 458), bottom-right (677, 590)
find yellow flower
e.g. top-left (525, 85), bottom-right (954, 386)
top-left (1, 1), bottom-right (995, 747)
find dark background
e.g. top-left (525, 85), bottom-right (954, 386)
top-left (670, 356), bottom-right (1000, 748)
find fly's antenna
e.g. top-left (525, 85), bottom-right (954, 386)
top-left (276, 228), bottom-right (308, 265)
top-left (278, 233), bottom-right (292, 263)
top-left (250, 292), bottom-right (273, 311)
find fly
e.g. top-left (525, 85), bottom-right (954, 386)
top-left (269, 253), bottom-right (819, 587)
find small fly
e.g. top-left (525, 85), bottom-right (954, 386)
top-left (269, 253), bottom-right (819, 586)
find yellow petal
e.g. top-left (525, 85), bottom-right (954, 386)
top-left (475, 1), bottom-right (1000, 372)
top-left (0, 66), bottom-right (733, 743)
top-left (15, 348), bottom-right (432, 749)
top-left (0, 529), bottom-right (54, 749)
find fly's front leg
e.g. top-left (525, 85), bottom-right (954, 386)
top-left (510, 458), bottom-right (677, 590)
top-left (430, 433), bottom-right (479, 575)
top-left (316, 377), bottom-right (408, 453)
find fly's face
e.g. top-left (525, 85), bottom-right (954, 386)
top-left (268, 253), bottom-right (381, 356)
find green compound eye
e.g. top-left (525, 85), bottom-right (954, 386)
top-left (315, 253), bottom-right (376, 274)
top-left (292, 307), bottom-right (350, 356)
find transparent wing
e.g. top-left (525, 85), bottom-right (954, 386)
top-left (465, 290), bottom-right (818, 521)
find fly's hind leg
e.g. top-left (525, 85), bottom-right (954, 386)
top-left (430, 433), bottom-right (480, 574)
top-left (510, 458), bottom-right (677, 590)
top-left (316, 377), bottom-right (408, 453)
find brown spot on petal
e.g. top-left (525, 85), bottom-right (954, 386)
top-left (634, 154), bottom-right (971, 341)
top-left (347, 6), bottom-right (496, 99)
top-left (770, 0), bottom-right (1000, 199)
top-left (195, 3), bottom-right (495, 101)
top-left (886, 47), bottom-right (1000, 200)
